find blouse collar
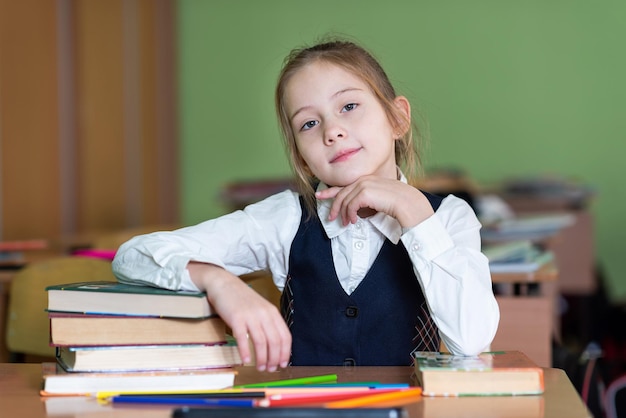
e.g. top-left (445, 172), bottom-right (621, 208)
top-left (316, 172), bottom-right (406, 244)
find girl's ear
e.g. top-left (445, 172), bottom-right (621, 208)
top-left (393, 96), bottom-right (412, 137)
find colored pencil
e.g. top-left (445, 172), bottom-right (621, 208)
top-left (268, 388), bottom-right (396, 400)
top-left (301, 383), bottom-right (409, 389)
top-left (325, 387), bottom-right (423, 408)
top-left (96, 389), bottom-right (263, 399)
top-left (109, 395), bottom-right (256, 407)
top-left (258, 389), bottom-right (400, 407)
top-left (113, 391), bottom-right (266, 399)
top-left (260, 386), bottom-right (374, 395)
top-left (234, 374), bottom-right (338, 388)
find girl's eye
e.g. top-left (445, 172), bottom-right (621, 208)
top-left (342, 103), bottom-right (357, 112)
top-left (301, 120), bottom-right (318, 131)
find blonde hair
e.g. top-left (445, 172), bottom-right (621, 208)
top-left (275, 39), bottom-right (423, 215)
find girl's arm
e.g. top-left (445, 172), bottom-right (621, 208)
top-left (317, 177), bottom-right (499, 355)
top-left (187, 262), bottom-right (291, 371)
top-left (112, 190), bottom-right (300, 290)
top-left (112, 190), bottom-right (301, 371)
top-left (400, 195), bottom-right (500, 355)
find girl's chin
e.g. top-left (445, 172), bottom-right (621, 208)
top-left (319, 171), bottom-right (369, 187)
top-left (321, 172), bottom-right (377, 187)
top-left (322, 179), bottom-right (357, 188)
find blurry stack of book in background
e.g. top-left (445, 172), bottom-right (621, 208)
top-left (480, 213), bottom-right (576, 244)
top-left (483, 239), bottom-right (555, 274)
top-left (496, 175), bottom-right (596, 212)
top-left (41, 281), bottom-right (241, 396)
top-left (0, 239), bottom-right (49, 269)
top-left (221, 178), bottom-right (297, 211)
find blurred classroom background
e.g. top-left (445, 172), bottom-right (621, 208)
top-left (1, 1), bottom-right (625, 415)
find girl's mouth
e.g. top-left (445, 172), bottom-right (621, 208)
top-left (330, 147), bottom-right (361, 163)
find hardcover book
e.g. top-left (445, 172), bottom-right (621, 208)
top-left (483, 240), bottom-right (555, 273)
top-left (56, 341), bottom-right (242, 372)
top-left (481, 213), bottom-right (575, 242)
top-left (49, 313), bottom-right (227, 346)
top-left (421, 394), bottom-right (544, 417)
top-left (46, 281), bottom-right (215, 318)
top-left (40, 362), bottom-right (237, 396)
top-left (412, 351), bottom-right (544, 396)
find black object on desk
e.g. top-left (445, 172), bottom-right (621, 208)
top-left (173, 406), bottom-right (408, 418)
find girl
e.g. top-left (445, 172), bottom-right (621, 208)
top-left (112, 39), bottom-right (500, 372)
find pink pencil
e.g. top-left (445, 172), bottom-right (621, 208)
top-left (251, 387), bottom-right (373, 396)
top-left (259, 389), bottom-right (399, 407)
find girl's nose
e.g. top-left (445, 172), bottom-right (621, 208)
top-left (324, 124), bottom-right (347, 145)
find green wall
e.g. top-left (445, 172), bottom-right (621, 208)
top-left (178, 1), bottom-right (626, 302)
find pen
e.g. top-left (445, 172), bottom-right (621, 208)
top-left (172, 406), bottom-right (409, 418)
top-left (325, 387), bottom-right (423, 408)
top-left (235, 373), bottom-right (338, 388)
top-left (110, 396), bottom-right (256, 407)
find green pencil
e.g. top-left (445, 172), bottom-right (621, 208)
top-left (235, 374), bottom-right (338, 388)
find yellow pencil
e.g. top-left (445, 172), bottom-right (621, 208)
top-left (95, 389), bottom-right (250, 399)
top-left (325, 387), bottom-right (422, 408)
top-left (96, 386), bottom-right (371, 400)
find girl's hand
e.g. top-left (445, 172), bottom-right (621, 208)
top-left (188, 262), bottom-right (291, 372)
top-left (315, 176), bottom-right (434, 228)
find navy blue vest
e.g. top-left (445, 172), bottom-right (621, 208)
top-left (281, 191), bottom-right (443, 366)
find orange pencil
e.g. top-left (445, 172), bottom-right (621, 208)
top-left (325, 387), bottom-right (422, 408)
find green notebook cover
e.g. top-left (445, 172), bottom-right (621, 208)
top-left (46, 281), bottom-right (214, 318)
top-left (45, 281), bottom-right (205, 297)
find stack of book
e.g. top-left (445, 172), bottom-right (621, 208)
top-left (42, 281), bottom-right (242, 395)
top-left (0, 239), bottom-right (48, 267)
top-left (483, 240), bottom-right (554, 273)
top-left (481, 213), bottom-right (576, 243)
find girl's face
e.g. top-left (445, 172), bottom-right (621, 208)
top-left (284, 61), bottom-right (409, 187)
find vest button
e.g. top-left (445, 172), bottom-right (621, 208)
top-left (345, 306), bottom-right (358, 317)
top-left (343, 358), bottom-right (356, 366)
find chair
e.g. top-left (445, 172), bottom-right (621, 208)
top-left (605, 375), bottom-right (626, 418)
top-left (5, 256), bottom-right (116, 361)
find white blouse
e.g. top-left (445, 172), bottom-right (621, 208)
top-left (112, 186), bottom-right (500, 356)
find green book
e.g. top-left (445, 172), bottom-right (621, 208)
top-left (412, 351), bottom-right (544, 396)
top-left (483, 240), bottom-right (554, 273)
top-left (46, 281), bottom-right (214, 318)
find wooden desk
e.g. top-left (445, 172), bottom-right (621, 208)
top-left (545, 211), bottom-right (595, 295)
top-left (491, 262), bottom-right (559, 368)
top-left (0, 363), bottom-right (591, 417)
top-left (496, 198), bottom-right (596, 296)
